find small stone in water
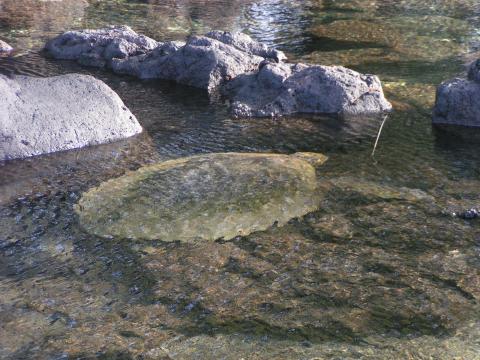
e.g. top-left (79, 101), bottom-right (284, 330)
top-left (460, 208), bottom-right (479, 220)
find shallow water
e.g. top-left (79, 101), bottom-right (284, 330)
top-left (1, 1), bottom-right (480, 359)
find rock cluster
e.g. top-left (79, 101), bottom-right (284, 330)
top-left (0, 73), bottom-right (142, 161)
top-left (46, 25), bottom-right (392, 117)
top-left (433, 59), bottom-right (480, 127)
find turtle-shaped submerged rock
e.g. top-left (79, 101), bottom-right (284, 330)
top-left (75, 152), bottom-right (328, 242)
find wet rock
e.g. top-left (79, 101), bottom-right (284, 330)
top-left (467, 59), bottom-right (480, 82)
top-left (75, 152), bottom-right (327, 242)
top-left (0, 40), bottom-right (13, 54)
top-left (114, 35), bottom-right (263, 91)
top-left (330, 177), bottom-right (434, 202)
top-left (205, 30), bottom-right (286, 62)
top-left (309, 214), bottom-right (354, 239)
top-left (46, 27), bottom-right (391, 117)
top-left (457, 208), bottom-right (479, 220)
top-left (45, 25), bottom-right (159, 68)
top-left (432, 58), bottom-right (480, 127)
top-left (225, 61), bottom-right (392, 117)
top-left (0, 73), bottom-right (142, 161)
top-left (111, 40), bottom-right (185, 77)
top-left (46, 27), bottom-right (270, 91)
top-left (289, 152), bottom-right (328, 167)
top-left (433, 77), bottom-right (480, 127)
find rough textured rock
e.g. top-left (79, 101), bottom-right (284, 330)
top-left (225, 61), bottom-right (392, 117)
top-left (467, 58), bottom-right (480, 82)
top-left (113, 35), bottom-right (263, 91)
top-left (432, 58), bottom-right (480, 127)
top-left (0, 40), bottom-right (13, 53)
top-left (0, 74), bottom-right (142, 161)
top-left (75, 152), bottom-right (328, 242)
top-left (46, 27), bottom-right (270, 91)
top-left (46, 26), bottom-right (391, 116)
top-left (433, 77), bottom-right (480, 127)
top-left (205, 30), bottom-right (286, 62)
top-left (45, 25), bottom-right (159, 68)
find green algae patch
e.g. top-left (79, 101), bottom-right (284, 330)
top-left (75, 152), bottom-right (327, 242)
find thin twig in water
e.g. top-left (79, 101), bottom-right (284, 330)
top-left (372, 114), bottom-right (389, 157)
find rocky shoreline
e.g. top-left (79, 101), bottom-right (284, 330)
top-left (45, 25), bottom-right (392, 118)
top-left (3, 23), bottom-right (480, 162)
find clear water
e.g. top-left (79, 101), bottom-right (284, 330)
top-left (0, 1), bottom-right (479, 359)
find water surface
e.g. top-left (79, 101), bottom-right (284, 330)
top-left (0, 1), bottom-right (479, 359)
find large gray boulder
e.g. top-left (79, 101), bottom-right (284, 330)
top-left (224, 61), bottom-right (392, 117)
top-left (45, 25), bottom-right (159, 68)
top-left (0, 73), bottom-right (142, 161)
top-left (75, 152), bottom-right (328, 242)
top-left (433, 59), bottom-right (480, 127)
top-left (0, 40), bottom-right (13, 54)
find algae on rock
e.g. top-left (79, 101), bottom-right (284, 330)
top-left (75, 152), bottom-right (328, 242)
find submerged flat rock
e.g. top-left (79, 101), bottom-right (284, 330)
top-left (75, 152), bottom-right (327, 242)
top-left (330, 177), bottom-right (434, 202)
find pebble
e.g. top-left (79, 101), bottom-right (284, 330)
top-left (459, 208), bottom-right (479, 220)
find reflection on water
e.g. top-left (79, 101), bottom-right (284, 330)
top-left (1, 0), bottom-right (480, 359)
top-left (0, 0), bottom-right (88, 52)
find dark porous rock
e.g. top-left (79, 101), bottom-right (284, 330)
top-left (467, 59), bottom-right (480, 83)
top-left (433, 77), bottom-right (480, 127)
top-left (44, 25), bottom-right (159, 68)
top-left (433, 58), bottom-right (480, 127)
top-left (0, 73), bottom-right (142, 161)
top-left (224, 61), bottom-right (392, 118)
top-left (113, 36), bottom-right (263, 91)
top-left (111, 40), bottom-right (185, 77)
top-left (205, 30), bottom-right (286, 62)
top-left (0, 39), bottom-right (13, 54)
top-left (458, 208), bottom-right (479, 220)
top-left (46, 26), bottom-right (391, 116)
